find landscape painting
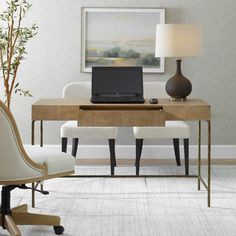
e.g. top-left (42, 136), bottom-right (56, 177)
top-left (81, 8), bottom-right (165, 73)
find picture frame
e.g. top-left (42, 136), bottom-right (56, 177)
top-left (81, 8), bottom-right (165, 73)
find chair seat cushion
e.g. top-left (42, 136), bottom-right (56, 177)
top-left (61, 121), bottom-right (118, 139)
top-left (25, 146), bottom-right (75, 176)
top-left (133, 121), bottom-right (190, 139)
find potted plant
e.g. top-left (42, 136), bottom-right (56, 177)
top-left (0, 0), bottom-right (37, 109)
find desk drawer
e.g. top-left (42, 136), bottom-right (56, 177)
top-left (78, 108), bottom-right (165, 127)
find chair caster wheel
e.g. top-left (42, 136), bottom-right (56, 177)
top-left (54, 225), bottom-right (64, 235)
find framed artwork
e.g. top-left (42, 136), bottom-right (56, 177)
top-left (81, 8), bottom-right (165, 73)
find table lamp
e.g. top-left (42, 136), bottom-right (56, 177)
top-left (155, 24), bottom-right (203, 101)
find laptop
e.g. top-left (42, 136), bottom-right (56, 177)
top-left (91, 66), bottom-right (145, 103)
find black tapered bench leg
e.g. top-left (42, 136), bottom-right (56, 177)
top-left (61, 137), bottom-right (68, 153)
top-left (108, 139), bottom-right (116, 176)
top-left (184, 138), bottom-right (189, 175)
top-left (72, 138), bottom-right (79, 157)
top-left (173, 138), bottom-right (181, 166)
top-left (135, 139), bottom-right (143, 176)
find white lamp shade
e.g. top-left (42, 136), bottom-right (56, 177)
top-left (155, 24), bottom-right (203, 57)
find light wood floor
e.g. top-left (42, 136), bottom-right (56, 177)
top-left (77, 158), bottom-right (236, 165)
top-left (1, 165), bottom-right (236, 236)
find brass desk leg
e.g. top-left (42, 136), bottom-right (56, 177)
top-left (198, 121), bottom-right (201, 190)
top-left (208, 120), bottom-right (211, 207)
top-left (40, 120), bottom-right (43, 147)
top-left (31, 120), bottom-right (35, 145)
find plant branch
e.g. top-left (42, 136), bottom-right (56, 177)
top-left (9, 53), bottom-right (21, 95)
top-left (12, 7), bottom-right (22, 50)
top-left (6, 14), bottom-right (15, 92)
top-left (0, 50), bottom-right (6, 81)
top-left (6, 22), bottom-right (11, 63)
top-left (8, 7), bottom-right (22, 96)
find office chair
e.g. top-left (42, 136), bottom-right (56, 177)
top-left (0, 101), bottom-right (75, 235)
top-left (133, 82), bottom-right (190, 175)
top-left (60, 82), bottom-right (118, 175)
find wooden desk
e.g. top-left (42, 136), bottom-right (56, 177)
top-left (32, 98), bottom-right (210, 121)
top-left (31, 98), bottom-right (211, 206)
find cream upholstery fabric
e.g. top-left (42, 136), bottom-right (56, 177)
top-left (0, 104), bottom-right (75, 182)
top-left (63, 82), bottom-right (91, 99)
top-left (0, 107), bottom-right (43, 181)
top-left (25, 146), bottom-right (75, 175)
top-left (61, 82), bottom-right (118, 139)
top-left (133, 82), bottom-right (190, 139)
top-left (133, 121), bottom-right (190, 139)
top-left (61, 121), bottom-right (117, 139)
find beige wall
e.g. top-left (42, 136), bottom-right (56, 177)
top-left (1, 0), bottom-right (236, 145)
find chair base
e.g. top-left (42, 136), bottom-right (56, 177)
top-left (1, 186), bottom-right (63, 236)
top-left (0, 204), bottom-right (62, 236)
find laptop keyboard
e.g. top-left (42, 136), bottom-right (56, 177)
top-left (91, 96), bottom-right (145, 103)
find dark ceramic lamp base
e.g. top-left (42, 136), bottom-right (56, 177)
top-left (165, 59), bottom-right (192, 101)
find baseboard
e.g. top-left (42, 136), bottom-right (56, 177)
top-left (25, 144), bottom-right (236, 160)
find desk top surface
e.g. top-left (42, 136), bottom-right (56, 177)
top-left (32, 98), bottom-right (210, 121)
top-left (33, 98), bottom-right (210, 107)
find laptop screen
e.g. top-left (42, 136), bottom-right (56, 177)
top-left (92, 67), bottom-right (143, 96)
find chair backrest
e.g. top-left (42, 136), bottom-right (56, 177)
top-left (143, 82), bottom-right (169, 98)
top-left (63, 82), bottom-right (91, 99)
top-left (63, 82), bottom-right (168, 99)
top-left (0, 101), bottom-right (44, 184)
